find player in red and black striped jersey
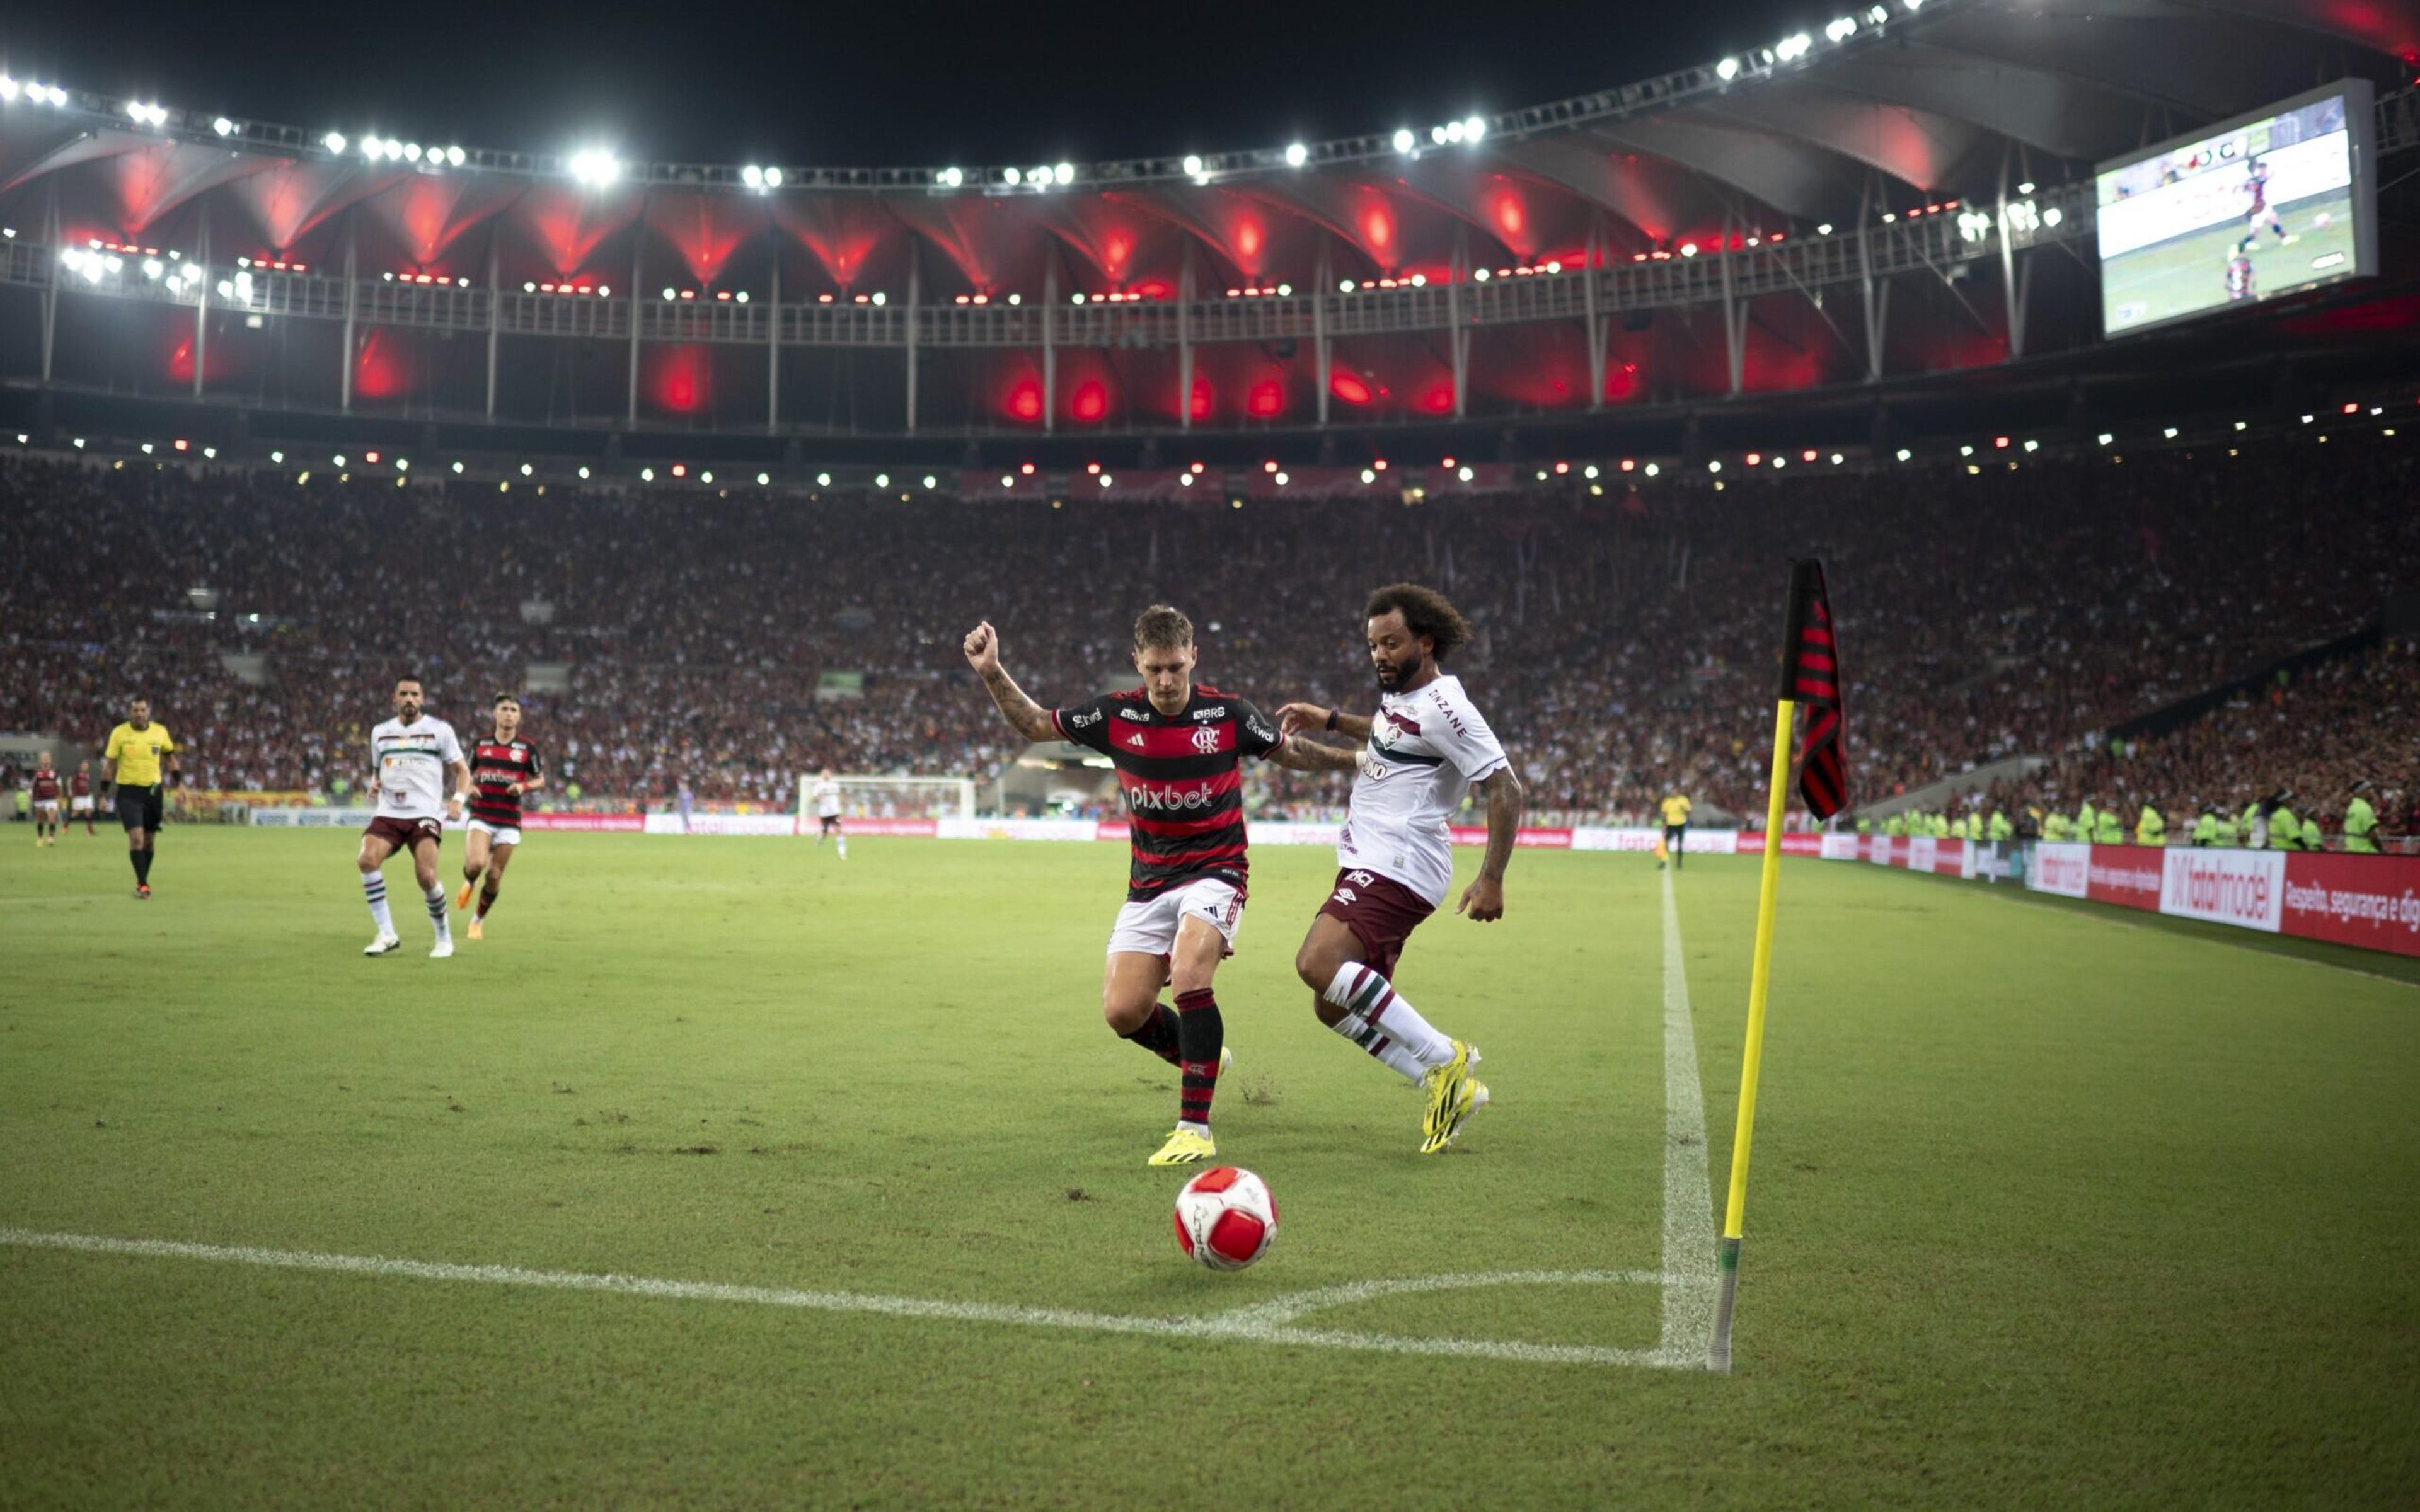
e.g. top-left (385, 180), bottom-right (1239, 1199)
top-left (965, 604), bottom-right (1357, 1167)
top-left (29, 752), bottom-right (62, 846)
top-left (454, 693), bottom-right (545, 941)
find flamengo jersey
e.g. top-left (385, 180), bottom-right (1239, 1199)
top-left (469, 737), bottom-right (543, 827)
top-left (1338, 672), bottom-right (1509, 909)
top-left (371, 716), bottom-right (465, 821)
top-left (30, 770), bottom-right (60, 802)
top-left (70, 772), bottom-right (90, 797)
top-left (1054, 685), bottom-right (1284, 902)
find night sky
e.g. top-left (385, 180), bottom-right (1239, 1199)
top-left (1, 1), bottom-right (1816, 168)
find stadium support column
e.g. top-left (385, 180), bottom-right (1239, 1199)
top-left (1042, 260), bottom-right (1057, 437)
top-left (766, 237), bottom-right (780, 435)
top-left (626, 222), bottom-right (643, 428)
top-left (1997, 145), bottom-right (2028, 362)
top-left (485, 238), bottom-right (500, 420)
top-left (1719, 207), bottom-right (1744, 399)
top-left (1449, 226), bottom-right (1468, 420)
top-left (340, 219), bottom-right (357, 414)
top-left (905, 247), bottom-right (919, 434)
top-left (1858, 216), bottom-right (1889, 382)
top-left (192, 205), bottom-right (209, 401)
top-left (1314, 241), bottom-right (1331, 426)
top-left (1177, 243), bottom-right (1194, 434)
top-left (39, 179), bottom-right (58, 385)
top-left (1583, 221), bottom-right (1606, 412)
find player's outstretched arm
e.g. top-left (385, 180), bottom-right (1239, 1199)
top-left (1456, 766), bottom-right (1524, 922)
top-left (1276, 702), bottom-right (1373, 742)
top-left (962, 621), bottom-right (1057, 743)
top-left (1269, 736), bottom-right (1359, 774)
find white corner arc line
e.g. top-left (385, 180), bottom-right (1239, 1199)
top-left (1659, 866), bottom-right (1720, 1368)
top-left (0, 1228), bottom-right (1683, 1370)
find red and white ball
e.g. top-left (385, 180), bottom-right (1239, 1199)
top-left (1172, 1166), bottom-right (1279, 1271)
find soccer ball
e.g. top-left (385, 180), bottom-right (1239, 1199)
top-left (1172, 1166), bottom-right (1278, 1271)
top-left (2311, 212), bottom-right (2331, 228)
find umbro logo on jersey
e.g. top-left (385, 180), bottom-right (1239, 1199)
top-left (1333, 886), bottom-right (1358, 905)
top-left (1191, 726), bottom-right (1221, 754)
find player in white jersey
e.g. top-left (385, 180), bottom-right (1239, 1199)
top-left (357, 675), bottom-right (471, 959)
top-left (812, 766), bottom-right (846, 859)
top-left (1276, 583), bottom-right (1523, 1153)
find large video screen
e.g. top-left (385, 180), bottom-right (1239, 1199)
top-left (2095, 79), bottom-right (2376, 338)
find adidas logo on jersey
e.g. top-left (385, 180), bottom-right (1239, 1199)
top-left (1126, 731), bottom-right (1147, 748)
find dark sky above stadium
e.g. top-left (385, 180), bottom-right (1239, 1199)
top-left (2, 1), bottom-right (1813, 167)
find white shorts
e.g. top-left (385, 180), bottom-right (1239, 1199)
top-left (34, 800), bottom-right (59, 818)
top-left (1107, 876), bottom-right (1244, 960)
top-left (467, 818), bottom-right (523, 847)
top-left (71, 796), bottom-right (93, 814)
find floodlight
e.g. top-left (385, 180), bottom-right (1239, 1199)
top-left (1053, 162), bottom-right (1075, 185)
top-left (817, 472), bottom-right (833, 486)
top-left (742, 165), bottom-right (765, 188)
top-left (1393, 128), bottom-right (1415, 154)
top-left (939, 167), bottom-right (963, 187)
top-left (447, 146), bottom-right (466, 166)
top-left (1717, 57), bottom-right (1741, 81)
top-left (1463, 116), bottom-right (1486, 142)
top-left (1284, 142), bottom-right (1308, 168)
top-left (1181, 154), bottom-right (1202, 176)
top-left (212, 117), bottom-right (234, 136)
top-left (1443, 121), bottom-right (1465, 144)
top-left (323, 132), bottom-right (347, 154)
top-left (758, 472), bottom-right (771, 486)
top-left (764, 168), bottom-right (782, 187)
top-left (1004, 166), bottom-right (1022, 185)
top-left (875, 473), bottom-right (889, 488)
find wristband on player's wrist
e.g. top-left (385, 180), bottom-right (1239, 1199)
top-left (1325, 707), bottom-right (1339, 731)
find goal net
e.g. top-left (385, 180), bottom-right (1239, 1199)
top-left (798, 774), bottom-right (977, 823)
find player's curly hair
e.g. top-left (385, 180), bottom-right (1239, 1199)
top-left (1365, 583), bottom-right (1471, 662)
top-left (1132, 604), bottom-right (1194, 651)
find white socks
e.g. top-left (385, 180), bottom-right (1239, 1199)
top-left (838, 837), bottom-right (848, 859)
top-left (362, 873), bottom-right (393, 934)
top-left (1322, 963), bottom-right (1455, 1084)
top-left (424, 883), bottom-right (451, 939)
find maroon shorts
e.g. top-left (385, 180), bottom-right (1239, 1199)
top-left (1317, 868), bottom-right (1435, 980)
top-left (364, 815), bottom-right (444, 852)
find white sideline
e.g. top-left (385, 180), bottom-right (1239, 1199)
top-left (1658, 866), bottom-right (1721, 1368)
top-left (0, 1228), bottom-right (1681, 1370)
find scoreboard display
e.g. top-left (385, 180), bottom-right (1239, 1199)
top-left (2095, 80), bottom-right (2377, 338)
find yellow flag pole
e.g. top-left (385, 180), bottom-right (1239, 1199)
top-left (1708, 695), bottom-right (1797, 1373)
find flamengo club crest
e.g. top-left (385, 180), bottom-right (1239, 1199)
top-left (1192, 725), bottom-right (1221, 754)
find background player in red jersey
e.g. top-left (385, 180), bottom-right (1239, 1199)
top-left (965, 605), bottom-right (1356, 1166)
top-left (456, 693), bottom-right (545, 941)
top-left (28, 751), bottom-right (62, 846)
top-left (69, 761), bottom-right (96, 837)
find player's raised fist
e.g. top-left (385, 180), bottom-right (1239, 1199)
top-left (1276, 702), bottom-right (1327, 738)
top-left (963, 621), bottom-right (1001, 673)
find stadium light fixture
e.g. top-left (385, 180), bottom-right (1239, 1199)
top-left (568, 149), bottom-right (620, 186)
top-left (1053, 163), bottom-right (1075, 185)
top-left (576, 466), bottom-right (589, 479)
top-left (1717, 57), bottom-right (1741, 81)
top-left (1393, 128), bottom-right (1415, 154)
top-left (817, 472), bottom-right (833, 486)
top-left (1284, 143), bottom-right (1308, 168)
top-left (1680, 243), bottom-right (1698, 257)
top-left (212, 116), bottom-right (234, 137)
top-left (939, 167), bottom-right (964, 188)
top-left (447, 146), bottom-right (466, 167)
top-left (2016, 181), bottom-right (2036, 195)
top-left (758, 472), bottom-right (771, 486)
top-left (1443, 121), bottom-right (1466, 145)
top-left (874, 473), bottom-right (889, 488)
top-left (1644, 462), bottom-right (1660, 477)
top-left (764, 168), bottom-right (782, 188)
top-left (742, 165), bottom-right (765, 188)
top-left (1181, 154), bottom-right (1203, 177)
top-left (1959, 444), bottom-right (1974, 457)
top-left (1897, 447), bottom-right (1914, 461)
top-left (452, 461), bottom-right (465, 474)
top-left (1824, 16), bottom-right (1856, 43)
top-left (404, 142), bottom-right (422, 162)
top-left (2163, 427), bottom-right (2179, 439)
top-left (701, 471), bottom-right (714, 484)
top-left (1430, 125), bottom-right (1449, 146)
top-left (323, 132), bottom-right (347, 154)
top-left (2041, 206), bottom-right (2062, 227)
top-left (871, 292), bottom-right (887, 306)
top-left (2096, 433), bottom-right (2114, 446)
top-left (1456, 466), bottom-right (1474, 483)
top-left (1817, 222), bottom-right (1834, 235)
top-left (0, 77), bottom-right (15, 102)
top-left (1463, 116), bottom-right (1486, 143)
top-left (1003, 167), bottom-right (1022, 186)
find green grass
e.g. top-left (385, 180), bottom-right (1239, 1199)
top-left (2, 828), bottom-right (2416, 1508)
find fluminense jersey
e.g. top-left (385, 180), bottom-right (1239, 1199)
top-left (469, 736), bottom-right (542, 827)
top-left (371, 716), bottom-right (465, 821)
top-left (1054, 685), bottom-right (1284, 901)
top-left (1337, 672), bottom-right (1509, 909)
top-left (814, 782), bottom-right (843, 818)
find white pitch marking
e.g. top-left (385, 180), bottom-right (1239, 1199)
top-left (0, 1228), bottom-right (1686, 1370)
top-left (1658, 865), bottom-right (1719, 1368)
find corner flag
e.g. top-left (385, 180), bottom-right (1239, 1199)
top-left (1708, 558), bottom-right (1847, 1372)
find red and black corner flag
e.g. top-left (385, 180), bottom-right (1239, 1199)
top-left (1780, 558), bottom-right (1848, 819)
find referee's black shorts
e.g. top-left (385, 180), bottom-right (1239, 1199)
top-left (1664, 822), bottom-right (1686, 849)
top-left (115, 783), bottom-right (165, 832)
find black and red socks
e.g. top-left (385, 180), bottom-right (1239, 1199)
top-left (1173, 987), bottom-right (1224, 1130)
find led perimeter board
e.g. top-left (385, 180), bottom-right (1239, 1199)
top-left (2095, 79), bottom-right (2376, 338)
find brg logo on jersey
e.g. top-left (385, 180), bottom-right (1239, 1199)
top-left (1190, 725), bottom-right (1222, 755)
top-left (1191, 705), bottom-right (1227, 721)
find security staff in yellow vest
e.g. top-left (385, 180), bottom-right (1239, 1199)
top-left (2344, 782), bottom-right (2381, 854)
top-left (2266, 798), bottom-right (2300, 850)
top-left (2192, 808), bottom-right (2219, 847)
top-left (2301, 813), bottom-right (2324, 852)
top-left (2075, 799), bottom-right (2097, 845)
top-left (2042, 811), bottom-right (2070, 841)
top-left (2241, 799), bottom-right (2264, 849)
top-left (1884, 813), bottom-right (1906, 837)
top-left (2213, 806), bottom-right (2241, 847)
top-left (1855, 815), bottom-right (1873, 837)
top-left (2093, 804), bottom-right (2124, 845)
top-left (1988, 810), bottom-right (2014, 843)
top-left (2135, 803), bottom-right (2166, 847)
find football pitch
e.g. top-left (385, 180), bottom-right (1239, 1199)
top-left (3, 830), bottom-right (2415, 1507)
top-left (2102, 186), bottom-right (2359, 333)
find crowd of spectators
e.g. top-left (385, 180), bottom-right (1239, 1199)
top-left (1, 433), bottom-right (2412, 823)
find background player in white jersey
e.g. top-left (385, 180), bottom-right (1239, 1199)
top-left (812, 767), bottom-right (847, 859)
top-left (358, 675), bottom-right (470, 958)
top-left (1277, 583), bottom-right (1523, 1153)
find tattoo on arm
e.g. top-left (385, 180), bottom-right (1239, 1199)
top-left (1477, 767), bottom-right (1524, 880)
top-left (1331, 711), bottom-right (1374, 741)
top-left (980, 664), bottom-right (1059, 743)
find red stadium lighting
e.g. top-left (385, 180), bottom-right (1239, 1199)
top-left (1070, 381), bottom-right (1108, 423)
top-left (1007, 381), bottom-right (1044, 422)
top-left (671, 464), bottom-right (686, 478)
top-left (1189, 462), bottom-right (1206, 473)
top-left (1746, 452), bottom-right (1762, 467)
top-left (2343, 402), bottom-right (2360, 413)
top-left (1262, 460), bottom-right (1279, 473)
top-left (1620, 459), bottom-right (1635, 472)
top-left (1246, 380), bottom-right (1285, 418)
top-left (1994, 435), bottom-right (2010, 449)
top-left (366, 450), bottom-right (381, 464)
top-left (1372, 459), bottom-right (1386, 471)
top-left (1020, 462), bottom-right (1037, 475)
top-left (173, 438), bottom-right (188, 452)
top-left (1329, 371), bottom-right (1373, 406)
top-left (1801, 449), bottom-right (1817, 462)
top-left (1553, 461), bottom-right (1569, 474)
top-left (1085, 462), bottom-right (1102, 474)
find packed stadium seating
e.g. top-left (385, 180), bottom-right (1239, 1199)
top-left (1, 433), bottom-right (2411, 830)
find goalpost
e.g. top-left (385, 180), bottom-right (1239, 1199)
top-left (798, 773), bottom-right (976, 823)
